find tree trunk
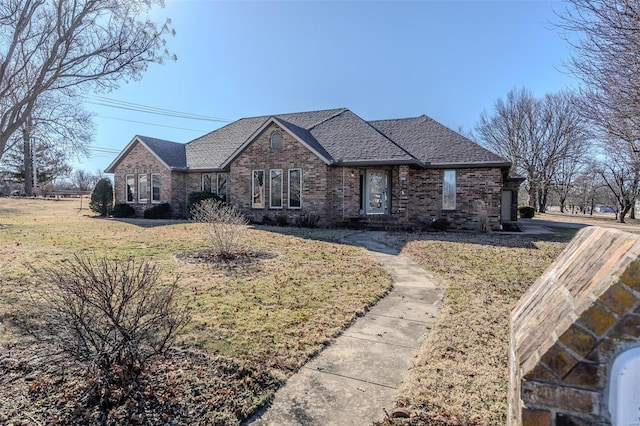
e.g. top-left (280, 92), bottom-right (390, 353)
top-left (22, 124), bottom-right (33, 197)
top-left (631, 206), bottom-right (636, 220)
top-left (619, 204), bottom-right (631, 223)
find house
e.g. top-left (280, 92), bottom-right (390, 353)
top-left (105, 108), bottom-right (522, 230)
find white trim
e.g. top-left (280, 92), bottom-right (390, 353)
top-left (138, 173), bottom-right (148, 203)
top-left (151, 173), bottom-right (161, 203)
top-left (288, 168), bottom-right (302, 209)
top-left (125, 174), bottom-right (135, 203)
top-left (442, 170), bottom-right (456, 210)
top-left (252, 170), bottom-right (265, 209)
top-left (270, 169), bottom-right (283, 209)
top-left (201, 173), bottom-right (212, 192)
top-left (220, 117), bottom-right (332, 169)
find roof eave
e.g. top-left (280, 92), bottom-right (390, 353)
top-left (425, 161), bottom-right (512, 169)
top-left (334, 159), bottom-right (423, 167)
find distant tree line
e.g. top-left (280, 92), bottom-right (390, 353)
top-left (474, 0), bottom-right (640, 224)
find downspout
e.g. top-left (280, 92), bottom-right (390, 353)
top-left (342, 168), bottom-right (345, 221)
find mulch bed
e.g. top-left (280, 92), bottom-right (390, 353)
top-left (0, 343), bottom-right (282, 425)
top-left (174, 249), bottom-right (278, 268)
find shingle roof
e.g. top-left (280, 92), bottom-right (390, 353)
top-left (368, 115), bottom-right (509, 166)
top-left (104, 135), bottom-right (186, 173)
top-left (137, 136), bottom-right (187, 169)
top-left (108, 109), bottom-right (510, 173)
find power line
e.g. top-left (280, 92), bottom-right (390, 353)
top-left (85, 96), bottom-right (232, 123)
top-left (98, 115), bottom-right (208, 133)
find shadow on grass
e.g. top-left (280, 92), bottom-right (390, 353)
top-left (110, 217), bottom-right (190, 228)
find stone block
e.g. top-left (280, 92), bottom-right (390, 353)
top-left (599, 282), bottom-right (638, 316)
top-left (577, 303), bottom-right (617, 337)
top-left (522, 408), bottom-right (551, 426)
top-left (559, 324), bottom-right (597, 359)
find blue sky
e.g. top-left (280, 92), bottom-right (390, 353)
top-left (80, 0), bottom-right (577, 174)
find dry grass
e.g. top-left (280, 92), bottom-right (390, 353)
top-left (377, 230), bottom-right (575, 425)
top-left (0, 198), bottom-right (391, 423)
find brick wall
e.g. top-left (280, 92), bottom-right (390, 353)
top-left (228, 123), bottom-right (332, 225)
top-left (112, 142), bottom-right (176, 217)
top-left (409, 167), bottom-right (503, 230)
top-left (509, 227), bottom-right (640, 425)
top-left (112, 137), bottom-right (509, 227)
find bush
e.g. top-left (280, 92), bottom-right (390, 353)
top-left (430, 217), bottom-right (450, 231)
top-left (21, 255), bottom-right (190, 413)
top-left (191, 199), bottom-right (249, 258)
top-left (295, 213), bottom-right (320, 228)
top-left (143, 202), bottom-right (172, 219)
top-left (275, 214), bottom-right (289, 227)
top-left (187, 192), bottom-right (224, 214)
top-left (112, 203), bottom-right (135, 218)
top-left (518, 205), bottom-right (535, 219)
top-left (89, 178), bottom-right (113, 216)
top-left (475, 200), bottom-right (490, 233)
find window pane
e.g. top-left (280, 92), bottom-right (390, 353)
top-left (366, 171), bottom-right (388, 214)
top-left (252, 170), bottom-right (264, 208)
top-left (201, 173), bottom-right (212, 192)
top-left (217, 173), bottom-right (228, 200)
top-left (289, 169), bottom-right (301, 209)
top-left (443, 170), bottom-right (456, 210)
top-left (270, 169), bottom-right (282, 208)
top-left (270, 132), bottom-right (283, 149)
top-left (138, 174), bottom-right (148, 203)
top-left (126, 175), bottom-right (135, 203)
top-left (152, 174), bottom-right (161, 202)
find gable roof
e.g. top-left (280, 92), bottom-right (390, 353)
top-left (368, 115), bottom-right (510, 167)
top-left (105, 135), bottom-right (186, 173)
top-left (106, 109), bottom-right (510, 173)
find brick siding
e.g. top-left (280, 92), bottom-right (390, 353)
top-left (112, 134), bottom-right (508, 228)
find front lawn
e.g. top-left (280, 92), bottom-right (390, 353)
top-left (0, 198), bottom-right (391, 424)
top-left (378, 230), bottom-right (574, 425)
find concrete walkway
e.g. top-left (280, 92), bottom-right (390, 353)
top-left (247, 231), bottom-right (444, 426)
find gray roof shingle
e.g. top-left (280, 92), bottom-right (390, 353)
top-left (137, 135), bottom-right (187, 169)
top-left (368, 115), bottom-right (509, 166)
top-left (110, 109), bottom-right (510, 172)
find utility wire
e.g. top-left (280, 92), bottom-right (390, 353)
top-left (98, 115), bottom-right (208, 133)
top-left (85, 96), bottom-right (232, 123)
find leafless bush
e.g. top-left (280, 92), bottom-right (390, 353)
top-left (191, 199), bottom-right (249, 258)
top-left (475, 200), bottom-right (491, 233)
top-left (22, 255), bottom-right (191, 396)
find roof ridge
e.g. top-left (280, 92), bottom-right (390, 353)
top-left (366, 117), bottom-right (423, 165)
top-left (306, 108), bottom-right (348, 131)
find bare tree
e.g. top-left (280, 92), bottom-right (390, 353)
top-left (71, 168), bottom-right (100, 192)
top-left (597, 138), bottom-right (640, 223)
top-left (0, 0), bottom-right (175, 160)
top-left (558, 0), bottom-right (640, 142)
top-left (475, 88), bottom-right (591, 212)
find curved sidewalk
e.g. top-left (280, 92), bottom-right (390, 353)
top-left (247, 231), bottom-right (444, 426)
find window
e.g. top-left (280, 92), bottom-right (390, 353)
top-left (270, 169), bottom-right (283, 208)
top-left (201, 173), bottom-right (212, 192)
top-left (270, 131), bottom-right (283, 149)
top-left (151, 174), bottom-right (161, 203)
top-left (443, 170), bottom-right (456, 210)
top-left (289, 169), bottom-right (302, 209)
top-left (217, 173), bottom-right (228, 200)
top-left (138, 174), bottom-right (148, 203)
top-left (126, 174), bottom-right (136, 203)
top-left (252, 170), bottom-right (265, 208)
